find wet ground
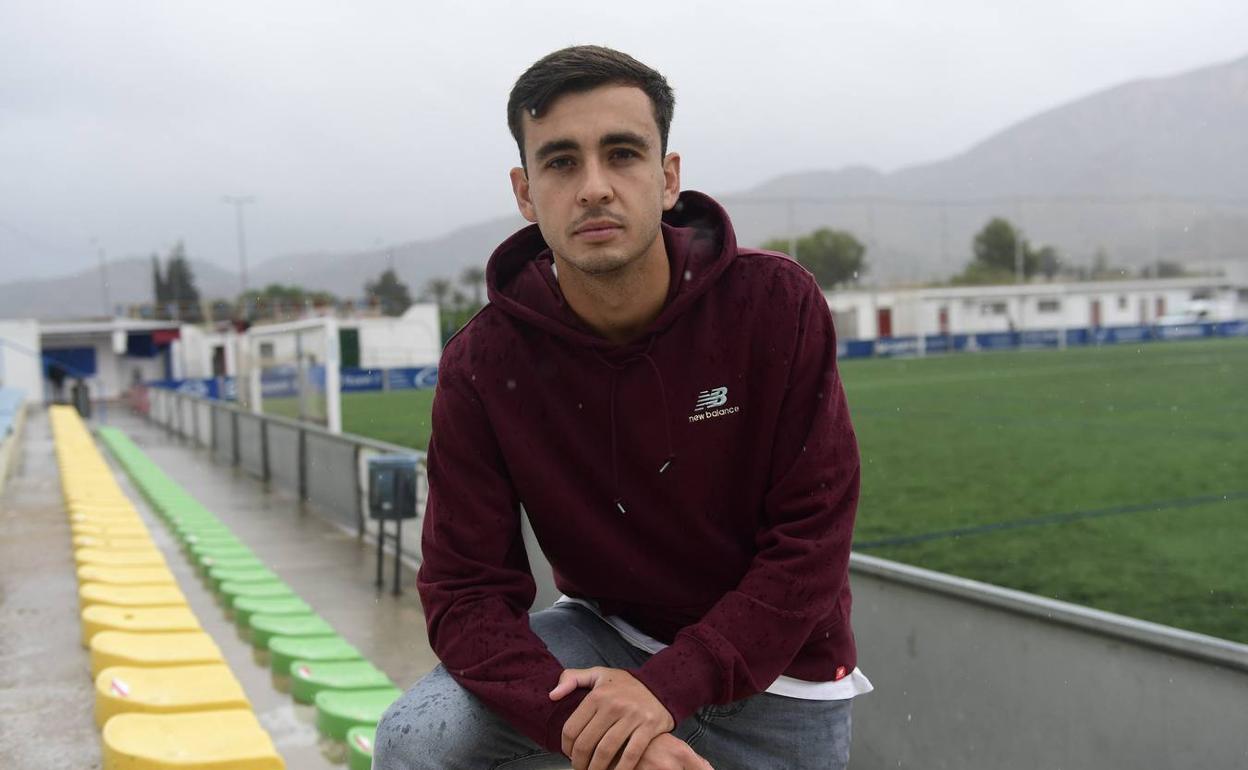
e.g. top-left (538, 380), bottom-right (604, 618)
top-left (0, 407), bottom-right (439, 768)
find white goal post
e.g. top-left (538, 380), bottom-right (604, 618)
top-left (240, 316), bottom-right (342, 433)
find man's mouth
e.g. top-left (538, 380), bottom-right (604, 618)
top-left (573, 220), bottom-right (623, 242)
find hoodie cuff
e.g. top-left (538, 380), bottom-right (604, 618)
top-left (634, 635), bottom-right (723, 727)
top-left (542, 689), bottom-right (588, 755)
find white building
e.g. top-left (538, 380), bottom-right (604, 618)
top-left (0, 319), bottom-right (42, 397)
top-left (36, 318), bottom-right (184, 401)
top-left (166, 302), bottom-right (442, 380)
top-left (825, 277), bottom-right (1248, 340)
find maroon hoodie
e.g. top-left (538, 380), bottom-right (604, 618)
top-left (417, 190), bottom-right (860, 753)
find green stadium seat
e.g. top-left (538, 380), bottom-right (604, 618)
top-left (269, 636), bottom-right (362, 692)
top-left (233, 596), bottom-right (312, 638)
top-left (291, 660), bottom-right (393, 705)
top-left (315, 686), bottom-right (402, 742)
top-left (346, 725), bottom-right (375, 770)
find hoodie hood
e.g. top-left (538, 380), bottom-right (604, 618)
top-left (485, 190), bottom-right (738, 350)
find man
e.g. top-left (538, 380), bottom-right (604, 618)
top-left (375, 45), bottom-right (869, 770)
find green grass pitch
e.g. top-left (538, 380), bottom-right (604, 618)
top-left (314, 337), bottom-right (1248, 642)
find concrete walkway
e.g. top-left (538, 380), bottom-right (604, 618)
top-left (0, 407), bottom-right (439, 767)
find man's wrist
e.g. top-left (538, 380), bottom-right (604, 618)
top-left (634, 636), bottom-right (722, 727)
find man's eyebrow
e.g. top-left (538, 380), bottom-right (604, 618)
top-left (600, 131), bottom-right (649, 150)
top-left (534, 138), bottom-right (580, 162)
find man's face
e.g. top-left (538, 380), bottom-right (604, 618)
top-left (510, 85), bottom-right (680, 277)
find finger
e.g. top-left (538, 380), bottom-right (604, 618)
top-left (550, 667), bottom-right (602, 700)
top-left (562, 699), bottom-right (597, 759)
top-left (612, 726), bottom-right (656, 770)
top-left (588, 719), bottom-right (634, 770)
top-left (571, 710), bottom-right (617, 770)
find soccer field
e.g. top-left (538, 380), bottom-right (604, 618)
top-left (320, 337), bottom-right (1248, 642)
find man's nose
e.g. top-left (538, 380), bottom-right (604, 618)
top-left (577, 160), bottom-right (613, 206)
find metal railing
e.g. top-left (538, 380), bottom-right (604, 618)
top-left (147, 387), bottom-right (427, 562)
top-left (141, 387), bottom-right (1248, 768)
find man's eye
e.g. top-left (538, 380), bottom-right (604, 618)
top-left (609, 148), bottom-right (639, 161)
top-left (547, 157), bottom-right (575, 170)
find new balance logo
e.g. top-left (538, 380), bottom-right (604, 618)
top-left (689, 386), bottom-right (739, 423)
top-left (694, 387), bottom-right (728, 411)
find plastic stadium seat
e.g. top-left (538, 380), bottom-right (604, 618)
top-left (346, 725), bottom-right (375, 770)
top-left (94, 664), bottom-right (250, 727)
top-left (90, 631), bottom-right (224, 679)
top-left (249, 613), bottom-right (336, 651)
top-left (291, 660), bottom-right (393, 705)
top-left (77, 566), bottom-right (177, 587)
top-left (233, 596), bottom-right (312, 634)
top-left (71, 523), bottom-right (150, 538)
top-left (79, 583), bottom-right (187, 609)
top-left (315, 686), bottom-right (402, 742)
top-left (74, 547), bottom-right (167, 569)
top-left (269, 636), bottom-right (362, 692)
top-left (196, 555), bottom-right (264, 578)
top-left (101, 709), bottom-right (284, 769)
top-left (72, 535), bottom-right (159, 551)
top-left (81, 606), bottom-right (201, 647)
top-left (219, 579), bottom-right (295, 608)
top-left (208, 566), bottom-right (278, 593)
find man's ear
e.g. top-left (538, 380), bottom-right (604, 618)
top-left (661, 152), bottom-right (681, 211)
top-left (510, 167), bottom-right (538, 223)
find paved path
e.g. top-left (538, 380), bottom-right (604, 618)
top-left (0, 407), bottom-right (440, 767)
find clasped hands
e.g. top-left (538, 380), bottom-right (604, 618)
top-left (550, 667), bottom-right (713, 770)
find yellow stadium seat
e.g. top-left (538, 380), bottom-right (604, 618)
top-left (79, 583), bottom-right (187, 610)
top-left (75, 548), bottom-right (167, 568)
top-left (101, 709), bottom-right (284, 769)
top-left (90, 631), bottom-right (224, 679)
top-left (77, 566), bottom-right (177, 587)
top-left (94, 664), bottom-right (250, 728)
top-left (81, 606), bottom-right (200, 647)
top-left (73, 535), bottom-right (158, 550)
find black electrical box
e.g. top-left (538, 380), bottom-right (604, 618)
top-left (367, 455), bottom-right (420, 520)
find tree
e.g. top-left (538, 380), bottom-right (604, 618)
top-left (244, 283), bottom-right (337, 320)
top-left (460, 266), bottom-right (486, 306)
top-left (151, 242), bottom-right (202, 322)
top-left (760, 228), bottom-right (867, 288)
top-left (972, 218), bottom-right (1040, 278)
top-left (951, 218), bottom-right (1056, 284)
top-left (365, 268), bottom-right (413, 316)
top-left (1034, 245), bottom-right (1060, 281)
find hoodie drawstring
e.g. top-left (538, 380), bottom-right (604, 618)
top-left (595, 337), bottom-right (677, 513)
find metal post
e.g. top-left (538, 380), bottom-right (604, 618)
top-left (297, 427), bottom-right (308, 503)
top-left (393, 517), bottom-right (403, 596)
top-left (210, 404), bottom-right (219, 457)
top-left (353, 445), bottom-right (364, 539)
top-left (191, 399), bottom-right (200, 447)
top-left (260, 419), bottom-right (271, 483)
top-left (231, 411), bottom-right (240, 466)
top-left (376, 520), bottom-right (386, 589)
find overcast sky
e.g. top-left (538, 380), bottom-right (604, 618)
top-left (2, 0), bottom-right (1246, 283)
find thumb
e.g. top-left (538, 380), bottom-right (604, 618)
top-left (548, 667), bottom-right (602, 700)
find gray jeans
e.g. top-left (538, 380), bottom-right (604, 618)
top-left (374, 604), bottom-right (852, 770)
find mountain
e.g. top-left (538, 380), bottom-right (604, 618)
top-left (4, 52), bottom-right (1247, 319)
top-left (0, 257), bottom-right (236, 320)
top-left (723, 53), bottom-right (1248, 281)
top-left (246, 214), bottom-right (526, 297)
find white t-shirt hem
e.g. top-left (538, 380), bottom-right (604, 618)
top-left (553, 596), bottom-right (873, 701)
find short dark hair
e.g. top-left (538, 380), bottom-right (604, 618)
top-left (507, 45), bottom-right (675, 168)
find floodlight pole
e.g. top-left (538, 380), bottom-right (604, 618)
top-left (223, 195), bottom-right (256, 313)
top-left (90, 238), bottom-right (112, 317)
